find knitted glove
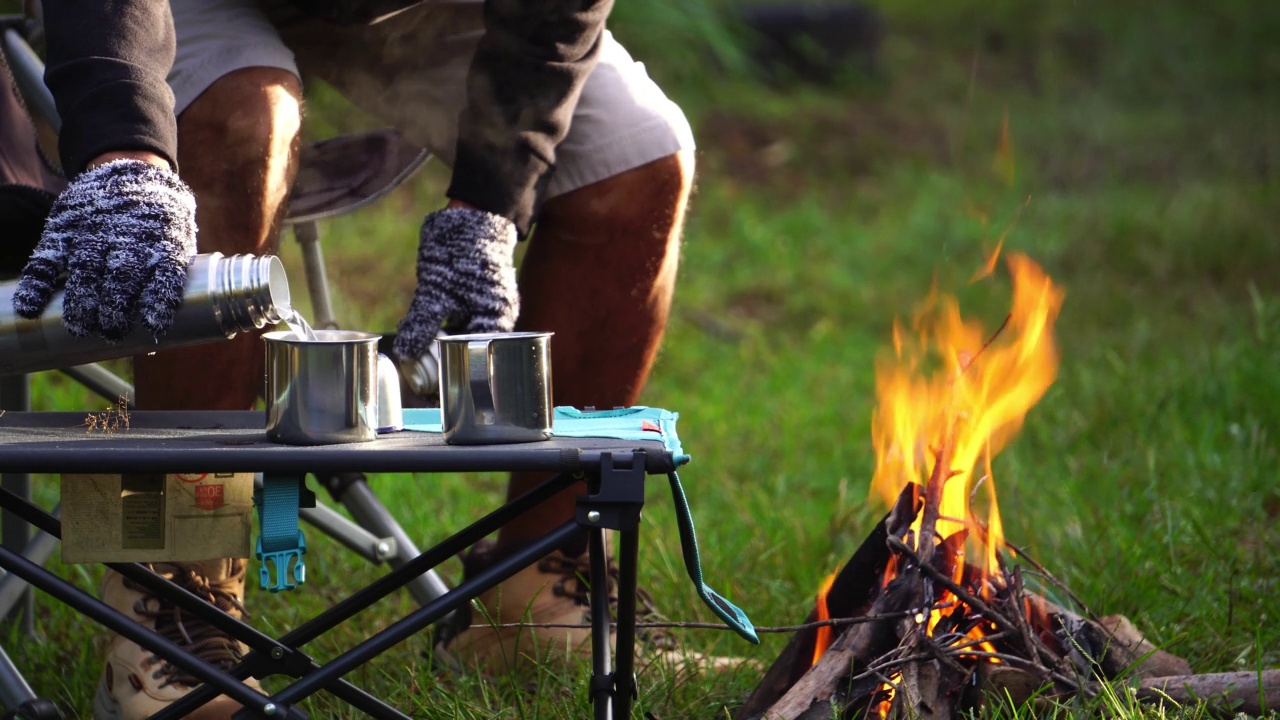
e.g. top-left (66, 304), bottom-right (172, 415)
top-left (393, 207), bottom-right (520, 368)
top-left (13, 159), bottom-right (197, 341)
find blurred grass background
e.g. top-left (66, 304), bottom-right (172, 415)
top-left (7, 0), bottom-right (1280, 717)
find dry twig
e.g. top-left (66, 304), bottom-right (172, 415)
top-left (467, 607), bottom-right (944, 634)
top-left (84, 393), bottom-right (131, 434)
top-left (887, 535), bottom-right (1083, 694)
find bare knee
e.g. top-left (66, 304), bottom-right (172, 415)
top-left (177, 67), bottom-right (303, 253)
top-left (179, 67), bottom-right (302, 165)
top-left (537, 150), bottom-right (694, 245)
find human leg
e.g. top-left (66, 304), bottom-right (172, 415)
top-left (131, 65), bottom-right (301, 409)
top-left (451, 38), bottom-right (697, 667)
top-left (96, 3), bottom-right (302, 718)
top-left (444, 151), bottom-right (695, 670)
top-left (495, 151), bottom-right (692, 548)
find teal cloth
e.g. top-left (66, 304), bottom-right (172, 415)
top-left (402, 405), bottom-right (757, 643)
top-left (403, 405), bottom-right (691, 464)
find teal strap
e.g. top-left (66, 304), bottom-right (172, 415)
top-left (667, 470), bottom-right (759, 644)
top-left (255, 474), bottom-right (307, 593)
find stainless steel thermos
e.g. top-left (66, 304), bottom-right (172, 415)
top-left (0, 252), bottom-right (290, 376)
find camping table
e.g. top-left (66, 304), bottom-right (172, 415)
top-left (0, 410), bottom-right (665, 719)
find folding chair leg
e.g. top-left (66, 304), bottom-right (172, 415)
top-left (294, 221), bottom-right (340, 330)
top-left (315, 474), bottom-right (455, 612)
top-left (0, 374), bottom-right (32, 636)
top-left (0, 643), bottom-right (62, 720)
top-left (0, 518), bottom-right (57, 621)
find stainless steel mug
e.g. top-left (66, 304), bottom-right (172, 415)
top-left (264, 329), bottom-right (381, 445)
top-left (438, 332), bottom-right (553, 445)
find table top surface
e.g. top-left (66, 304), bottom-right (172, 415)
top-left (0, 411), bottom-right (675, 475)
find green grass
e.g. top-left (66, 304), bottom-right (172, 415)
top-left (8, 0), bottom-right (1280, 717)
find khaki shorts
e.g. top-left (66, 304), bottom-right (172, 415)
top-left (167, 0), bottom-right (694, 201)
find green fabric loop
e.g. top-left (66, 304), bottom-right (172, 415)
top-left (667, 470), bottom-right (759, 644)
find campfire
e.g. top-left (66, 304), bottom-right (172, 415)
top-left (736, 254), bottom-right (1278, 719)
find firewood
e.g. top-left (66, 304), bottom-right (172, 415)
top-left (793, 703), bottom-right (842, 720)
top-left (893, 658), bottom-right (952, 720)
top-left (887, 537), bottom-right (1077, 689)
top-left (1135, 670), bottom-right (1280, 718)
top-left (737, 608), bottom-right (821, 720)
top-left (756, 620), bottom-right (873, 720)
top-left (963, 664), bottom-right (1051, 712)
top-left (738, 485), bottom-right (920, 720)
top-left (757, 578), bottom-right (919, 720)
top-left (914, 438), bottom-right (955, 569)
top-left (885, 480), bottom-right (922, 539)
top-left (1098, 614), bottom-right (1193, 679)
top-left (1026, 596), bottom-right (1192, 680)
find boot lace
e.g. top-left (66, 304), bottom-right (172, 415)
top-left (540, 552), bottom-right (679, 651)
top-left (124, 562), bottom-right (250, 688)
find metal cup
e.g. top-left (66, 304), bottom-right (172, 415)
top-left (438, 332), bottom-right (553, 445)
top-left (264, 330), bottom-right (381, 445)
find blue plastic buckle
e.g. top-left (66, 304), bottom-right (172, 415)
top-left (256, 531), bottom-right (307, 593)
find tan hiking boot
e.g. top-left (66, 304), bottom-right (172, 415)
top-left (441, 539), bottom-right (748, 675)
top-left (93, 559), bottom-right (263, 720)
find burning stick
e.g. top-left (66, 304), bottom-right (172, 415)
top-left (885, 536), bottom-right (1081, 692)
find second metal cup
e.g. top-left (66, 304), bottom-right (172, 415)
top-left (438, 331), bottom-right (553, 445)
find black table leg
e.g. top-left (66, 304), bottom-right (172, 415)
top-left (613, 526), bottom-right (640, 719)
top-left (0, 546), bottom-right (300, 718)
top-left (268, 522), bottom-right (581, 708)
top-left (588, 526), bottom-right (613, 720)
top-left (576, 451), bottom-right (649, 720)
top-left (171, 472), bottom-right (580, 719)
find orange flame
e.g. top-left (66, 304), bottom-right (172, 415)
top-left (812, 572), bottom-right (837, 665)
top-left (870, 253), bottom-right (1063, 571)
top-left (876, 672), bottom-right (902, 717)
top-left (861, 254), bottom-right (1060, 715)
top-left (804, 253), bottom-right (1061, 702)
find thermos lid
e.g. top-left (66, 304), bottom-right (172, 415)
top-left (376, 353), bottom-right (404, 433)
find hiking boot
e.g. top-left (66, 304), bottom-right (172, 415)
top-left (439, 539), bottom-right (748, 675)
top-left (94, 559), bottom-right (262, 720)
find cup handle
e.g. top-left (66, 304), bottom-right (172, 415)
top-left (467, 339), bottom-right (495, 424)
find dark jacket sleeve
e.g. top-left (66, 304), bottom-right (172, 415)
top-left (446, 0), bottom-right (613, 233)
top-left (41, 0), bottom-right (178, 176)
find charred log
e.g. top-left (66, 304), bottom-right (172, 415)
top-left (739, 486), bottom-right (920, 719)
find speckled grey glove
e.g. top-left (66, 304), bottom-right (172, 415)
top-left (393, 207), bottom-right (520, 371)
top-left (13, 159), bottom-right (197, 341)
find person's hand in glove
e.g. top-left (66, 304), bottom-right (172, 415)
top-left (13, 157), bottom-right (197, 342)
top-left (393, 204), bottom-right (520, 391)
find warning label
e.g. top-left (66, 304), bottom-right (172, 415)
top-left (195, 484), bottom-right (225, 510)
